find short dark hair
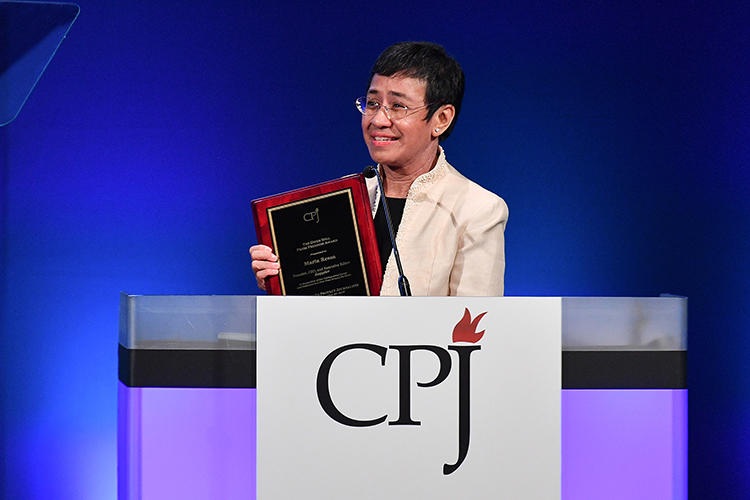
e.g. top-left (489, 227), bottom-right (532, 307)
top-left (369, 41), bottom-right (465, 140)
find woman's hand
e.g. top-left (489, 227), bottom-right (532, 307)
top-left (249, 244), bottom-right (280, 291)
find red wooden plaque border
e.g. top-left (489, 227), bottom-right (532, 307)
top-left (251, 174), bottom-right (382, 296)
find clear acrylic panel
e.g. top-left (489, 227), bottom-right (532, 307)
top-left (0, 1), bottom-right (79, 126)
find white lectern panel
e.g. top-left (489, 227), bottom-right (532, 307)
top-left (257, 296), bottom-right (561, 500)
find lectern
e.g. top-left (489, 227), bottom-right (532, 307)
top-left (118, 295), bottom-right (686, 499)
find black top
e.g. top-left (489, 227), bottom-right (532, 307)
top-left (373, 197), bottom-right (407, 277)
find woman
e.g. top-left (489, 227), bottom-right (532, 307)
top-left (251, 42), bottom-right (508, 296)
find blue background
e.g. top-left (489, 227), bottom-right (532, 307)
top-left (1, 1), bottom-right (748, 498)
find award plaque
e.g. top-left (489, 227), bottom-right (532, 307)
top-left (251, 174), bottom-right (382, 296)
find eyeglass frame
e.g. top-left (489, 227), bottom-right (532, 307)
top-left (354, 96), bottom-right (433, 121)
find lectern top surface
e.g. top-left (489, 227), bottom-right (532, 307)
top-left (119, 294), bottom-right (686, 351)
top-left (119, 294), bottom-right (257, 350)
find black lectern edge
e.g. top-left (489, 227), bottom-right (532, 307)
top-left (118, 346), bottom-right (685, 390)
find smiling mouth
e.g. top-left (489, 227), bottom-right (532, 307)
top-left (373, 137), bottom-right (397, 142)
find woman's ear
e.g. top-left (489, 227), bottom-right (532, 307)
top-left (431, 104), bottom-right (456, 138)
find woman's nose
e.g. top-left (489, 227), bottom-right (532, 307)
top-left (371, 105), bottom-right (393, 126)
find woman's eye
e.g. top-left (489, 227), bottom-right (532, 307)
top-left (366, 100), bottom-right (380, 109)
top-left (392, 103), bottom-right (407, 110)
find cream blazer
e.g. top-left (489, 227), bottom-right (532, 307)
top-left (366, 148), bottom-right (508, 296)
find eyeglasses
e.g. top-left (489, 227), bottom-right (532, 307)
top-left (355, 96), bottom-right (431, 121)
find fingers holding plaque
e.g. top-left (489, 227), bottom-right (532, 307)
top-left (251, 175), bottom-right (382, 296)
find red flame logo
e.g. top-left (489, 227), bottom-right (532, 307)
top-left (452, 308), bottom-right (487, 343)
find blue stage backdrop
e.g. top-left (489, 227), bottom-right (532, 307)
top-left (1, 1), bottom-right (748, 498)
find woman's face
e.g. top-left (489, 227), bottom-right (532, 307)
top-left (362, 74), bottom-right (439, 171)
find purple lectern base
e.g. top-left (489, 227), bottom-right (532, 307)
top-left (118, 383), bottom-right (685, 499)
top-left (118, 385), bottom-right (257, 499)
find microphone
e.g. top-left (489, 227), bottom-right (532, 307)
top-left (363, 166), bottom-right (412, 296)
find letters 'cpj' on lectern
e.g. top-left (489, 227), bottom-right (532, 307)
top-left (252, 174), bottom-right (382, 296)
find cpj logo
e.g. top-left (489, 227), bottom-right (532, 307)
top-left (316, 308), bottom-right (486, 475)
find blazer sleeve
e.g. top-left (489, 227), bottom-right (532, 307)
top-left (448, 195), bottom-right (508, 296)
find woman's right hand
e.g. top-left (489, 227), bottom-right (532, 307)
top-left (249, 244), bottom-right (280, 291)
